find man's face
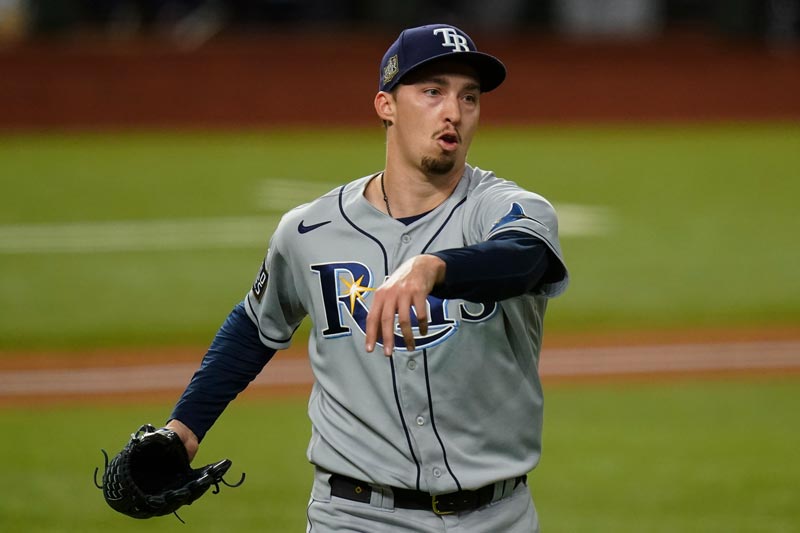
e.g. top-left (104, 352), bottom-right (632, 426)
top-left (389, 61), bottom-right (481, 177)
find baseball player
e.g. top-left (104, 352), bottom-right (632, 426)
top-left (166, 23), bottom-right (568, 532)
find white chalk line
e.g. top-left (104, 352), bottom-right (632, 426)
top-left (1, 340), bottom-right (798, 397)
top-left (0, 178), bottom-right (611, 254)
top-left (0, 204), bottom-right (608, 254)
top-left (0, 216), bottom-right (282, 254)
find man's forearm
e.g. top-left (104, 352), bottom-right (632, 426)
top-left (430, 231), bottom-right (554, 303)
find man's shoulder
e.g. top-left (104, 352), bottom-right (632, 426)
top-left (273, 174), bottom-right (372, 236)
top-left (464, 164), bottom-right (550, 204)
top-left (464, 165), bottom-right (519, 198)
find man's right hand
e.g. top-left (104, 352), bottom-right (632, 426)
top-left (165, 419), bottom-right (199, 462)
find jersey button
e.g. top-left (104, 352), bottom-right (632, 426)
top-left (407, 359), bottom-right (417, 370)
top-left (416, 416), bottom-right (425, 426)
top-left (401, 234), bottom-right (411, 244)
top-left (432, 468), bottom-right (442, 478)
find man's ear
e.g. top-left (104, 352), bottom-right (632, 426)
top-left (374, 91), bottom-right (395, 126)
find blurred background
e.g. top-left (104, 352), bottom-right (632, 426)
top-left (1, 0), bottom-right (800, 129)
top-left (1, 2), bottom-right (799, 532)
top-left (1, 0), bottom-right (799, 42)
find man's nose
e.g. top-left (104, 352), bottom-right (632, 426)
top-left (442, 94), bottom-right (461, 124)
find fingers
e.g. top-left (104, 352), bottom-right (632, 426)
top-left (381, 298), bottom-right (399, 356)
top-left (364, 300), bottom-right (380, 353)
top-left (364, 287), bottom-right (393, 355)
top-left (365, 287), bottom-right (406, 356)
top-left (364, 284), bottom-right (421, 356)
top-left (414, 293), bottom-right (429, 338)
top-left (396, 295), bottom-right (416, 353)
top-left (365, 255), bottom-right (441, 356)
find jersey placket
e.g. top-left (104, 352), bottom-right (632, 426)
top-left (392, 350), bottom-right (455, 493)
top-left (389, 225), bottom-right (459, 492)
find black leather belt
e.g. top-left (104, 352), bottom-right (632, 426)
top-left (329, 473), bottom-right (527, 515)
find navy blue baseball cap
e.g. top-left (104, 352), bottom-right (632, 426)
top-left (379, 24), bottom-right (507, 93)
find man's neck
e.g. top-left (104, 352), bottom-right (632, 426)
top-left (377, 162), bottom-right (465, 219)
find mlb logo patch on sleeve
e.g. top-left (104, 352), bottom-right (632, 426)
top-left (252, 259), bottom-right (269, 301)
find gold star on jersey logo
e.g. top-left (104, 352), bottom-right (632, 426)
top-left (340, 275), bottom-right (374, 314)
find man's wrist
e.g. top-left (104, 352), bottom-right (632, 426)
top-left (422, 254), bottom-right (447, 285)
top-left (166, 419), bottom-right (199, 461)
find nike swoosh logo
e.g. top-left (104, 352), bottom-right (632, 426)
top-left (298, 220), bottom-right (332, 234)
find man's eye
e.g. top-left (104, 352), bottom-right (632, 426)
top-left (424, 88), bottom-right (440, 96)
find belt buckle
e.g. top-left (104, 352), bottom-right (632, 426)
top-left (432, 495), bottom-right (455, 516)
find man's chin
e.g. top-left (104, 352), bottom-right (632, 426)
top-left (421, 154), bottom-right (457, 175)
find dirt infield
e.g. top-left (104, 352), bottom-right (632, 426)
top-left (2, 326), bottom-right (799, 407)
top-left (1, 31), bottom-right (799, 129)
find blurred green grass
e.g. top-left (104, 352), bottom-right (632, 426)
top-left (1, 377), bottom-right (797, 532)
top-left (1, 124), bottom-right (799, 350)
top-left (535, 377), bottom-right (800, 532)
top-left (1, 125), bottom-right (797, 533)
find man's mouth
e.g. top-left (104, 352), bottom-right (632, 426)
top-left (437, 132), bottom-right (460, 150)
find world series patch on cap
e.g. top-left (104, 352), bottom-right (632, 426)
top-left (379, 24), bottom-right (507, 93)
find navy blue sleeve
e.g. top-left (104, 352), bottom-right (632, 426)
top-left (429, 231), bottom-right (559, 303)
top-left (169, 302), bottom-right (276, 442)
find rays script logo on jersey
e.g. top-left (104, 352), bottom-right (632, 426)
top-left (311, 261), bottom-right (496, 351)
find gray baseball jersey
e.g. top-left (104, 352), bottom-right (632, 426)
top-left (244, 164), bottom-right (568, 495)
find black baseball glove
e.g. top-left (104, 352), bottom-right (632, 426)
top-left (94, 424), bottom-right (244, 522)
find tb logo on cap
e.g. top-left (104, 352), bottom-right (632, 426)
top-left (433, 28), bottom-right (470, 52)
